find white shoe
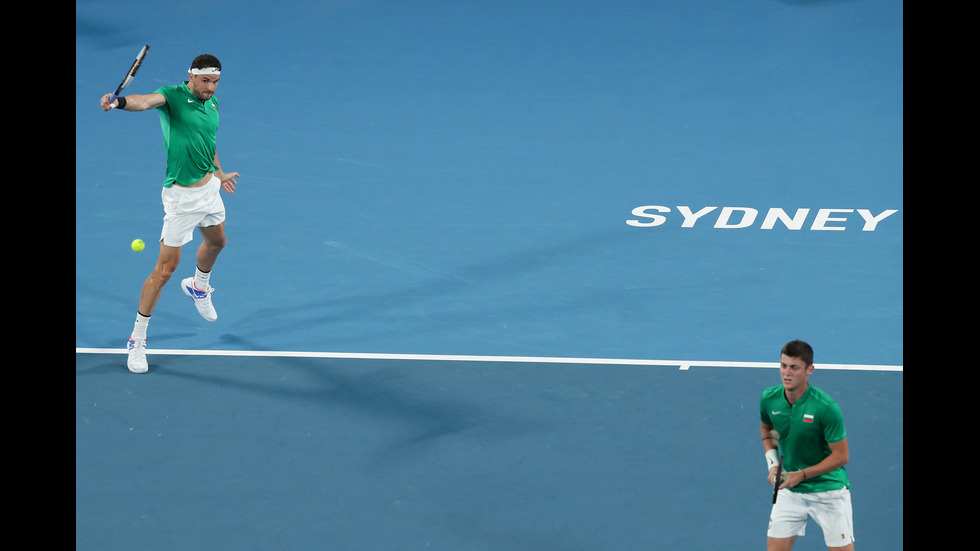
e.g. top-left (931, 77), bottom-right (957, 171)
top-left (127, 338), bottom-right (148, 373)
top-left (181, 277), bottom-right (217, 321)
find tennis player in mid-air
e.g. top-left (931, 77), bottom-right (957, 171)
top-left (760, 340), bottom-right (855, 550)
top-left (100, 54), bottom-right (240, 374)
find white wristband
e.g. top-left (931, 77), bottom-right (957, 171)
top-left (765, 449), bottom-right (779, 471)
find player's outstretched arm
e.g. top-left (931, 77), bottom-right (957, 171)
top-left (101, 92), bottom-right (166, 112)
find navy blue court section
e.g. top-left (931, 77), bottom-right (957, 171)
top-left (76, 1), bottom-right (902, 550)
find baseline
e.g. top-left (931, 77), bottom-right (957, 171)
top-left (75, 348), bottom-right (902, 372)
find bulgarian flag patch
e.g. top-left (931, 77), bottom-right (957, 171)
top-left (803, 413), bottom-right (815, 423)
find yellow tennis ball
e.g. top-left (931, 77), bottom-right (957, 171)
top-left (131, 239), bottom-right (145, 252)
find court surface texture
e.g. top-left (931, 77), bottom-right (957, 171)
top-left (76, 1), bottom-right (903, 549)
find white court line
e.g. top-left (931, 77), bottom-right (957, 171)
top-left (75, 348), bottom-right (903, 372)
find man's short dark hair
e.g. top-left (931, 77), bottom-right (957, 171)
top-left (781, 340), bottom-right (814, 366)
top-left (191, 54), bottom-right (221, 71)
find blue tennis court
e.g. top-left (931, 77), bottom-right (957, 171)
top-left (76, 1), bottom-right (903, 549)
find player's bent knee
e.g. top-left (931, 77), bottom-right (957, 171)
top-left (767, 536), bottom-right (796, 551)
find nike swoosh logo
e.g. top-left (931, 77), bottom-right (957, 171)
top-left (771, 410), bottom-right (783, 415)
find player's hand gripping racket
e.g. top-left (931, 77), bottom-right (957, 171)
top-left (772, 455), bottom-right (783, 504)
top-left (109, 45), bottom-right (150, 108)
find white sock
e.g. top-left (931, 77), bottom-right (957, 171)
top-left (195, 267), bottom-right (211, 290)
top-left (131, 313), bottom-right (150, 341)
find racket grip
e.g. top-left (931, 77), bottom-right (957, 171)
top-left (108, 93), bottom-right (119, 108)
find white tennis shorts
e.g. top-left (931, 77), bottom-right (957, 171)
top-left (160, 175), bottom-right (225, 247)
top-left (769, 487), bottom-right (855, 548)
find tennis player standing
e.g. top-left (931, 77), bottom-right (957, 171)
top-left (759, 340), bottom-right (855, 550)
top-left (100, 54), bottom-right (239, 374)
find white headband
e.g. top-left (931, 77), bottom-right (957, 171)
top-left (189, 67), bottom-right (220, 75)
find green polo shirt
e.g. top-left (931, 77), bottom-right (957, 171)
top-left (154, 83), bottom-right (219, 187)
top-left (760, 384), bottom-right (850, 493)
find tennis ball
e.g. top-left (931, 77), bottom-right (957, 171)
top-left (131, 239), bottom-right (145, 252)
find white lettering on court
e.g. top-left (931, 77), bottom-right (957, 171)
top-left (626, 206), bottom-right (898, 231)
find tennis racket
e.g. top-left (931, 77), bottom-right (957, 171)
top-left (772, 455), bottom-right (783, 504)
top-left (109, 45), bottom-right (150, 107)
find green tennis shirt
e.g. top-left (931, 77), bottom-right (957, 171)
top-left (760, 384), bottom-right (850, 493)
top-left (154, 83), bottom-right (219, 187)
